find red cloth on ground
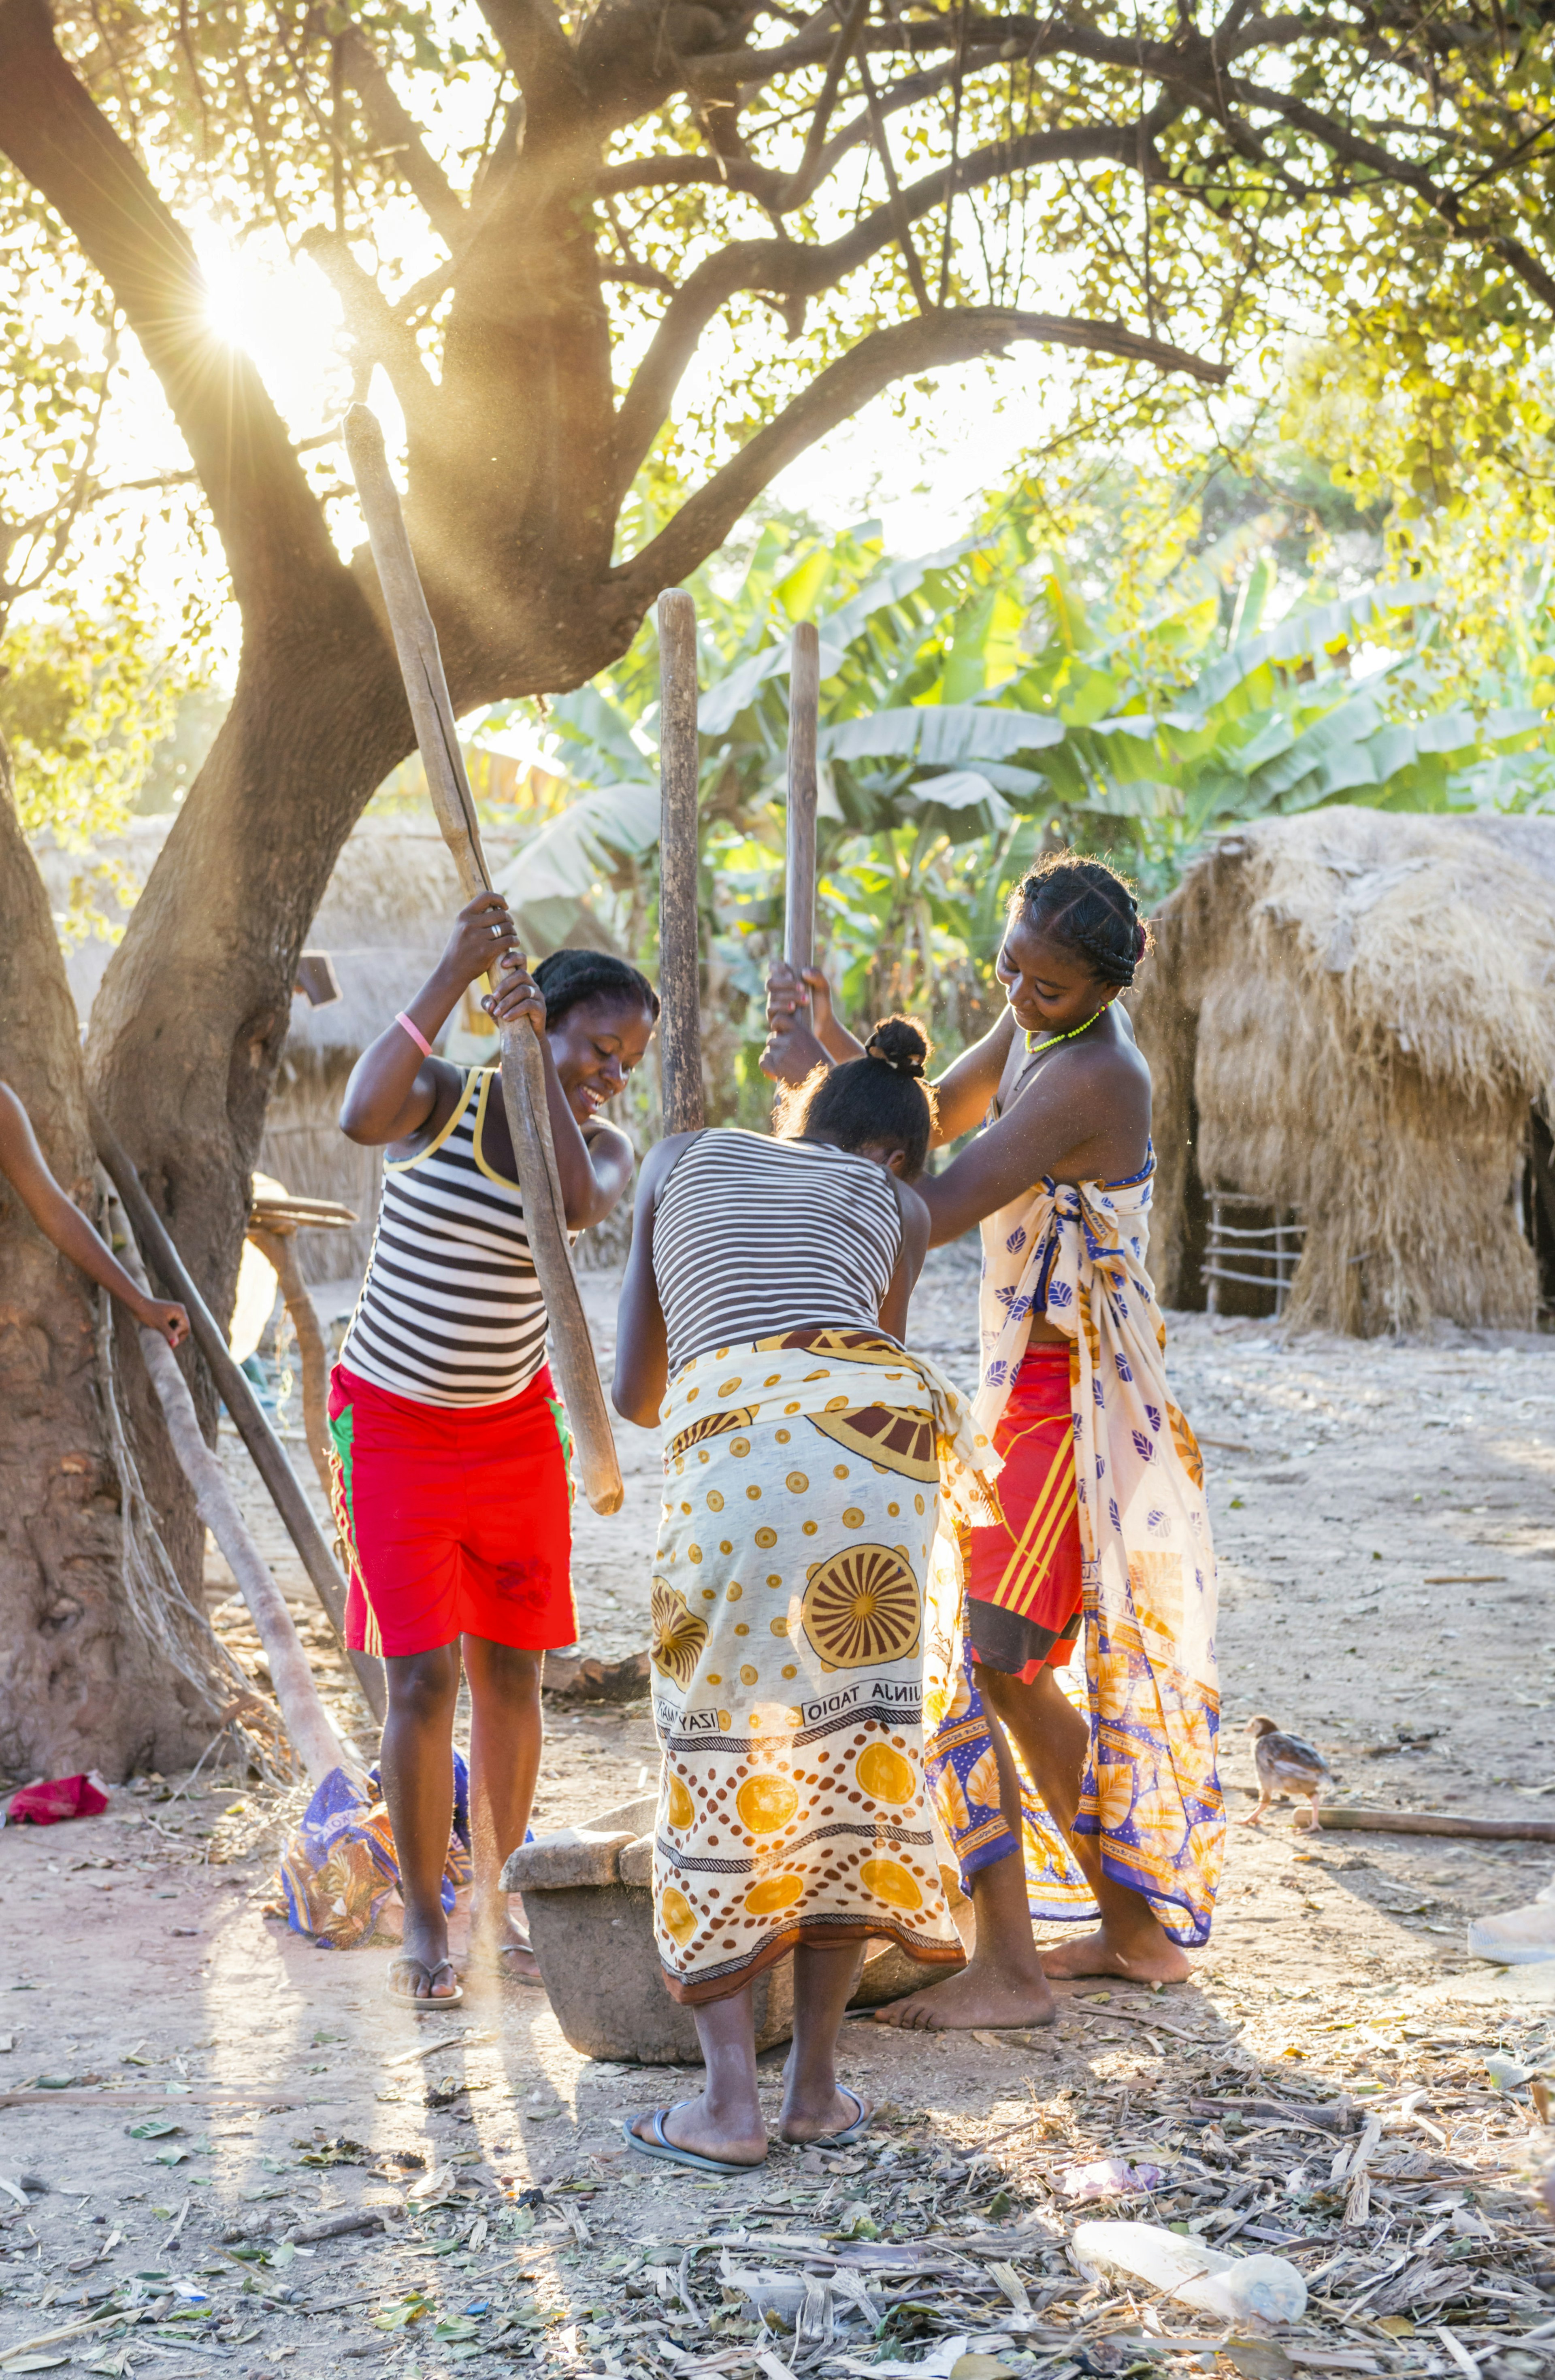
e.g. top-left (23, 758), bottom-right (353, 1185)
top-left (327, 1361), bottom-right (577, 1658)
top-left (6, 1773), bottom-right (109, 1825)
top-left (966, 1341), bottom-right (1083, 1683)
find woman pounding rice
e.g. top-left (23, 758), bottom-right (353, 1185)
top-left (611, 1020), bottom-right (997, 2172)
top-left (337, 893), bottom-right (658, 2003)
top-left (764, 856), bottom-right (1223, 2030)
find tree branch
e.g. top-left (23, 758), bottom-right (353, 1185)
top-left (1227, 72), bottom-right (1555, 313)
top-left (612, 120), bottom-right (1141, 489)
top-left (593, 60), bottom-right (977, 210)
top-left (595, 151), bottom-right (788, 203)
top-left (0, 0), bottom-right (342, 623)
top-left (299, 232), bottom-right (441, 432)
top-left (779, 0), bottom-right (870, 212)
top-left (337, 27), bottom-right (467, 247)
top-left (600, 256), bottom-right (678, 294)
top-left (612, 307), bottom-right (1226, 601)
top-left (476, 0), bottom-right (584, 115)
top-left (684, 7), bottom-right (1329, 89)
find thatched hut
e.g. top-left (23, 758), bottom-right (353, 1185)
top-left (260, 824), bottom-right (473, 1284)
top-left (40, 819), bottom-right (481, 1287)
top-left (40, 811), bottom-right (645, 1288)
top-left (1132, 807), bottom-right (1555, 1335)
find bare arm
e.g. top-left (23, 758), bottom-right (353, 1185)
top-left (339, 890), bottom-right (618, 1228)
top-left (340, 889), bottom-right (520, 1147)
top-left (0, 1084), bottom-right (189, 1347)
top-left (763, 957), bottom-right (1018, 1146)
top-left (611, 1134), bottom-right (699, 1425)
top-left (916, 1038), bottom-right (1151, 1247)
top-left (877, 1177), bottom-right (931, 1343)
top-left (927, 1010), bottom-right (1018, 1145)
top-left (763, 962), bottom-right (865, 1069)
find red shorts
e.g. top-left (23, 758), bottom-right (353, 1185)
top-left (326, 1363), bottom-right (577, 1659)
top-left (966, 1342), bottom-right (1083, 1684)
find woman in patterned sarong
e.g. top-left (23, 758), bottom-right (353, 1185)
top-left (612, 1020), bottom-right (997, 2172)
top-left (764, 856), bottom-right (1223, 2029)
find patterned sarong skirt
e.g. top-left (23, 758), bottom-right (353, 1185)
top-left (646, 1331), bottom-right (973, 2004)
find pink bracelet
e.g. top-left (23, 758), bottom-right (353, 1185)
top-left (394, 1011), bottom-right (433, 1059)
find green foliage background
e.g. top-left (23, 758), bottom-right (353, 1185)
top-left (470, 453), bottom-right (1555, 1118)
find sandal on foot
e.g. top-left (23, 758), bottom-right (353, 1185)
top-left (783, 2086), bottom-right (871, 2150)
top-left (467, 1940), bottom-right (543, 1989)
top-left (623, 2105), bottom-right (765, 2178)
top-left (386, 1955), bottom-right (463, 2007)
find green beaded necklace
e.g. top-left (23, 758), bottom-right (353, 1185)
top-left (1025, 1008), bottom-right (1104, 1058)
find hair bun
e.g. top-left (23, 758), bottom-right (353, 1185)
top-left (865, 1015), bottom-right (930, 1079)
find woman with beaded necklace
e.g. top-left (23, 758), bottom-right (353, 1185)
top-left (764, 854), bottom-right (1223, 2030)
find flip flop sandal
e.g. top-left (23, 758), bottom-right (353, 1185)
top-left (622, 2105), bottom-right (766, 2178)
top-left (784, 2086), bottom-right (872, 2150)
top-left (385, 1955), bottom-right (464, 2008)
top-left (469, 1941), bottom-right (544, 1989)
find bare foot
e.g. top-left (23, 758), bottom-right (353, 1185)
top-left (779, 2082), bottom-right (871, 2146)
top-left (1040, 1926), bottom-right (1192, 1983)
top-left (871, 1957), bottom-right (1058, 2031)
top-left (628, 2098), bottom-right (767, 2169)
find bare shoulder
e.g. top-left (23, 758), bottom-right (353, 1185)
top-left (386, 1055), bottom-right (465, 1157)
top-left (892, 1175), bottom-right (932, 1255)
top-left (584, 1117), bottom-right (636, 1167)
top-left (639, 1130), bottom-right (701, 1192)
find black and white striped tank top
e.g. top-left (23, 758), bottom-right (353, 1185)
top-left (340, 1069), bottom-right (551, 1407)
top-left (653, 1129), bottom-right (903, 1380)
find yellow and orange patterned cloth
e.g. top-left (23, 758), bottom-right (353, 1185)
top-left (925, 1155), bottom-right (1225, 1948)
top-left (648, 1329), bottom-right (999, 2004)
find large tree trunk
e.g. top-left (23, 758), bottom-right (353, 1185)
top-left (85, 620), bottom-right (410, 1337)
top-left (0, 748), bottom-right (216, 1780)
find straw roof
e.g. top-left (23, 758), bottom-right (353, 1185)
top-left (276, 823), bottom-right (467, 1085)
top-left (37, 811), bottom-right (633, 1287)
top-left (1132, 806), bottom-right (1555, 1334)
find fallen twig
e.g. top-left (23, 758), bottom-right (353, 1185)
top-left (1296, 1806), bottom-right (1555, 1842)
top-left (0, 2088), bottom-right (298, 2108)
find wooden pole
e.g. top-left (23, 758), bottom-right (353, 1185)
top-left (785, 621), bottom-right (820, 979)
top-left (657, 588), bottom-right (704, 1135)
top-left (90, 1102), bottom-right (388, 1726)
top-left (1294, 1805), bottom-right (1555, 1843)
top-left (248, 1226), bottom-right (332, 1504)
top-left (104, 1188), bottom-right (349, 1787)
top-left (343, 404), bottom-right (622, 1516)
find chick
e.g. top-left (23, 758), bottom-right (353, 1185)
top-left (1240, 1714), bottom-right (1332, 1826)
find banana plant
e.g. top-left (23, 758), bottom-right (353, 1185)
top-left (476, 500), bottom-right (1553, 1093)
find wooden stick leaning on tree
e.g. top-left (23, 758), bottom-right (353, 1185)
top-left (247, 1186), bottom-right (358, 1505)
top-left (103, 1184), bottom-right (350, 1787)
top-left (90, 1101), bottom-right (388, 1726)
top-left (0, 1082), bottom-right (347, 1776)
top-left (656, 588), bottom-right (705, 1137)
top-left (343, 402), bottom-right (622, 1517)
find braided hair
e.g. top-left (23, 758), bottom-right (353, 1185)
top-left (534, 949), bottom-right (660, 1032)
top-left (782, 1016), bottom-right (937, 1181)
top-left (1010, 852), bottom-right (1150, 987)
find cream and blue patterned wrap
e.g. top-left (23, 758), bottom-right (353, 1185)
top-left (924, 1152), bottom-right (1225, 1948)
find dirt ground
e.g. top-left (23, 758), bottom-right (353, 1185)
top-left (4, 1251), bottom-right (1555, 2380)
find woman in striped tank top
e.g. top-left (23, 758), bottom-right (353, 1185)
top-left (333, 891), bottom-right (657, 2005)
top-left (609, 1022), bottom-right (999, 2176)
